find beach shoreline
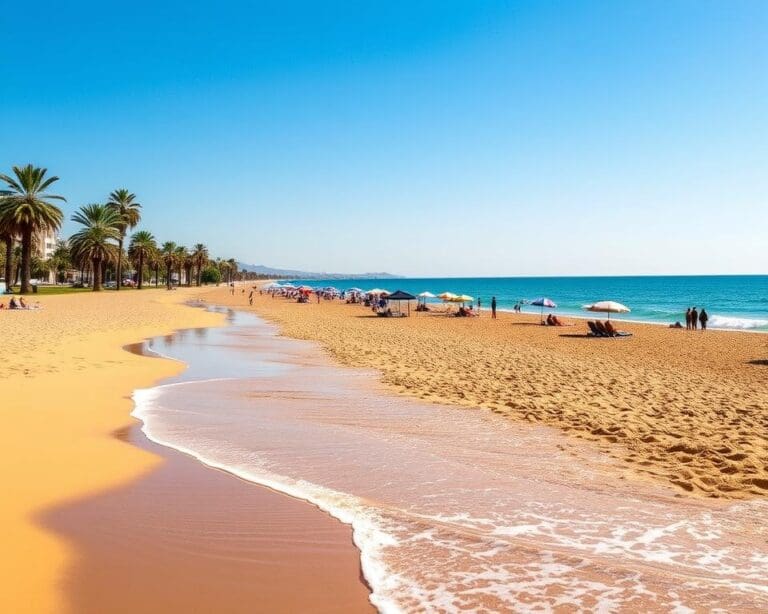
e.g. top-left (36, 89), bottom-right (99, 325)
top-left (1, 287), bottom-right (371, 614)
top-left (221, 283), bottom-right (768, 500)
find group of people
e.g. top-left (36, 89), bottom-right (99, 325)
top-left (686, 307), bottom-right (708, 330)
top-left (0, 296), bottom-right (40, 310)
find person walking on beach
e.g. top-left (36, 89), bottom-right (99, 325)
top-left (491, 296), bottom-right (497, 319)
top-left (248, 290), bottom-right (254, 306)
top-left (685, 308), bottom-right (692, 330)
top-left (690, 307), bottom-right (699, 330)
top-left (699, 308), bottom-right (708, 330)
top-left (477, 297), bottom-right (481, 315)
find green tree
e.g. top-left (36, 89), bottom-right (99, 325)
top-left (0, 165), bottom-right (65, 293)
top-left (174, 245), bottom-right (188, 285)
top-left (128, 230), bottom-right (156, 289)
top-left (200, 265), bottom-right (221, 285)
top-left (192, 243), bottom-right (208, 287)
top-left (49, 240), bottom-right (72, 284)
top-left (106, 189), bottom-right (141, 291)
top-left (160, 241), bottom-right (177, 289)
top-left (69, 204), bottom-right (120, 291)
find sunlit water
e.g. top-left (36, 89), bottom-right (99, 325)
top-left (133, 308), bottom-right (768, 612)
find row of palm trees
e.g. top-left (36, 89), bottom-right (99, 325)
top-left (0, 164), bottom-right (239, 294)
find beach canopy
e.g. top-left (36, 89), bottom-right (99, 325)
top-left (583, 301), bottom-right (631, 320)
top-left (385, 290), bottom-right (416, 316)
top-left (418, 291), bottom-right (436, 298)
top-left (387, 290), bottom-right (416, 300)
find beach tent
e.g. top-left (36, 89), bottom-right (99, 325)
top-left (531, 297), bottom-right (557, 323)
top-left (386, 290), bottom-right (416, 316)
top-left (583, 301), bottom-right (630, 320)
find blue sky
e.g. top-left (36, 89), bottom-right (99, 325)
top-left (1, 1), bottom-right (766, 277)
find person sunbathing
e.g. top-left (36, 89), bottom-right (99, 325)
top-left (9, 297), bottom-right (20, 310)
top-left (604, 320), bottom-right (618, 336)
top-left (19, 297), bottom-right (28, 309)
top-left (551, 315), bottom-right (566, 326)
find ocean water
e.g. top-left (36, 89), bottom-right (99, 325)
top-left (132, 308), bottom-right (768, 612)
top-left (287, 275), bottom-right (768, 330)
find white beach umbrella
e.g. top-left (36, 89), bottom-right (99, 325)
top-left (438, 292), bottom-right (457, 301)
top-left (418, 291), bottom-right (436, 298)
top-left (583, 301), bottom-right (631, 320)
top-left (367, 288), bottom-right (390, 295)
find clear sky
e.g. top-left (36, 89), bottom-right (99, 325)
top-left (2, 1), bottom-right (766, 277)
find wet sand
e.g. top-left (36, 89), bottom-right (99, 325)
top-left (0, 288), bottom-right (223, 613)
top-left (43, 423), bottom-right (372, 614)
top-left (215, 286), bottom-right (768, 499)
top-left (127, 306), bottom-right (768, 611)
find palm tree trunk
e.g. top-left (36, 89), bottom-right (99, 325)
top-left (20, 225), bottom-right (33, 294)
top-left (166, 264), bottom-right (172, 290)
top-left (116, 235), bottom-right (123, 290)
top-left (155, 264), bottom-right (159, 287)
top-left (196, 262), bottom-right (202, 287)
top-left (137, 254), bottom-right (144, 289)
top-left (92, 257), bottom-right (103, 291)
top-left (3, 237), bottom-right (12, 294)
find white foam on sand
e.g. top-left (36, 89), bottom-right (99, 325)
top-left (128, 313), bottom-right (768, 613)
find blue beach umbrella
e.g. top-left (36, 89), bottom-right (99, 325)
top-left (531, 297), bottom-right (557, 322)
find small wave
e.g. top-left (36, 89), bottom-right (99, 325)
top-left (708, 315), bottom-right (768, 330)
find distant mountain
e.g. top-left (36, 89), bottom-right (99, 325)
top-left (237, 263), bottom-right (403, 280)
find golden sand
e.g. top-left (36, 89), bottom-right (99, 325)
top-left (0, 288), bottom-right (223, 613)
top-left (221, 286), bottom-right (768, 499)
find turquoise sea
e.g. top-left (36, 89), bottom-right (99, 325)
top-left (286, 275), bottom-right (768, 331)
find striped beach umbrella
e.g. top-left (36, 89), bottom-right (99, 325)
top-left (531, 297), bottom-right (557, 322)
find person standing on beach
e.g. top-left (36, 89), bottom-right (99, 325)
top-left (477, 297), bottom-right (481, 315)
top-left (691, 307), bottom-right (698, 330)
top-left (685, 308), bottom-right (692, 330)
top-left (248, 290), bottom-right (254, 306)
top-left (699, 308), bottom-right (708, 330)
top-left (491, 296), bottom-right (497, 319)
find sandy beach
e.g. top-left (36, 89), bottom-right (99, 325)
top-left (219, 285), bottom-right (768, 500)
top-left (0, 288), bottom-right (370, 613)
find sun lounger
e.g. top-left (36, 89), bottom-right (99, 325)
top-left (588, 321), bottom-right (608, 337)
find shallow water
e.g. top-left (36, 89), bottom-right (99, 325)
top-left (133, 308), bottom-right (768, 612)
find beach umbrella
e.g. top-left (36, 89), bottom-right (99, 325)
top-left (418, 291), bottom-right (436, 298)
top-left (583, 301), bottom-right (630, 320)
top-left (531, 297), bottom-right (557, 322)
top-left (449, 294), bottom-right (474, 304)
top-left (438, 292), bottom-right (457, 301)
top-left (367, 288), bottom-right (390, 295)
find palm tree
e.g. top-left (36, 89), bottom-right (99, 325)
top-left (174, 245), bottom-right (188, 285)
top-left (227, 258), bottom-right (238, 284)
top-left (106, 189), bottom-right (141, 291)
top-left (69, 204), bottom-right (120, 291)
top-left (160, 241), bottom-right (177, 289)
top-left (191, 243), bottom-right (208, 286)
top-left (49, 240), bottom-right (71, 284)
top-left (128, 230), bottom-right (156, 289)
top-left (0, 165), bottom-right (65, 293)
